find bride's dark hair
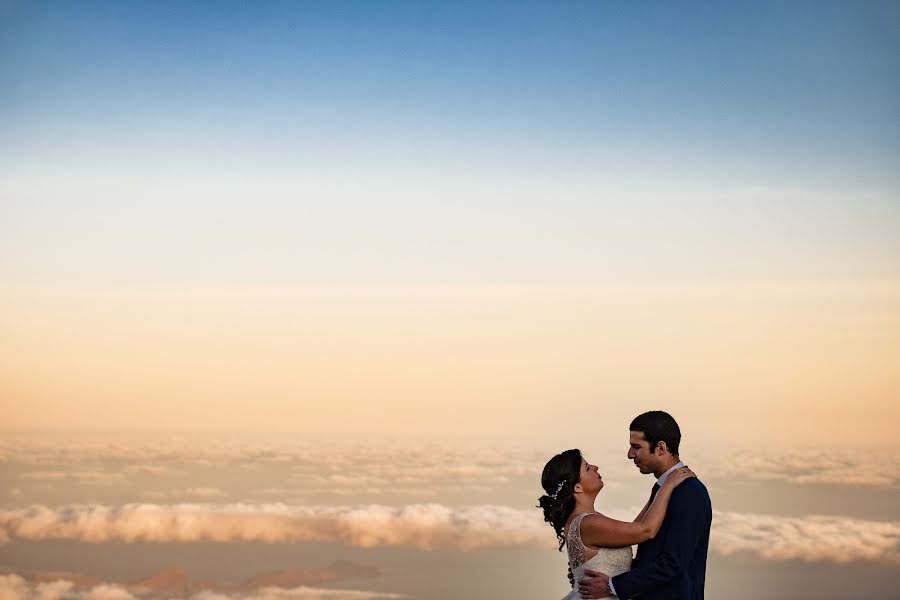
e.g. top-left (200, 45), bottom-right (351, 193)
top-left (537, 448), bottom-right (582, 551)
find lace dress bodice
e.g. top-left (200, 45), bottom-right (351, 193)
top-left (561, 512), bottom-right (633, 599)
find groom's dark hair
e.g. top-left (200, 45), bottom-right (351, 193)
top-left (630, 411), bottom-right (681, 456)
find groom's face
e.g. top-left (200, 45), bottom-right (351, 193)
top-left (628, 431), bottom-right (659, 475)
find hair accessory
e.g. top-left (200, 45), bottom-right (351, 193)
top-left (549, 479), bottom-right (567, 499)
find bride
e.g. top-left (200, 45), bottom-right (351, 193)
top-left (538, 449), bottom-right (694, 599)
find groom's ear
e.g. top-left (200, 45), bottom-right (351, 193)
top-left (656, 441), bottom-right (668, 455)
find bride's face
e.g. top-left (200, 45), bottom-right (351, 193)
top-left (577, 457), bottom-right (604, 494)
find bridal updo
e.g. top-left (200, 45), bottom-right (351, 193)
top-left (538, 448), bottom-right (582, 551)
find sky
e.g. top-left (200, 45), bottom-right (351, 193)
top-left (0, 1), bottom-right (899, 598)
top-left (1, 0), bottom-right (898, 442)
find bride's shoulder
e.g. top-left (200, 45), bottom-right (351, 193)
top-left (579, 511), bottom-right (607, 523)
top-left (568, 511), bottom-right (599, 523)
top-left (566, 511), bottom-right (604, 537)
top-left (577, 511), bottom-right (621, 535)
top-left (564, 511), bottom-right (594, 533)
top-left (578, 511), bottom-right (604, 523)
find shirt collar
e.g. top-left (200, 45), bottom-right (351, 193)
top-left (656, 461), bottom-right (685, 487)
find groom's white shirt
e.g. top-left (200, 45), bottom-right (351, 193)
top-left (656, 460), bottom-right (685, 487)
top-left (607, 461), bottom-right (685, 598)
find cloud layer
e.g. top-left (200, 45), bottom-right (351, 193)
top-left (4, 435), bottom-right (896, 512)
top-left (1, 503), bottom-right (897, 565)
top-left (0, 436), bottom-right (546, 505)
top-left (704, 449), bottom-right (900, 488)
top-left (0, 503), bottom-right (544, 550)
top-left (713, 511), bottom-right (900, 564)
top-left (19, 472), bottom-right (127, 486)
top-left (0, 575), bottom-right (406, 600)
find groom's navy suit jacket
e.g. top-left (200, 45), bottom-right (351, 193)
top-left (611, 477), bottom-right (712, 599)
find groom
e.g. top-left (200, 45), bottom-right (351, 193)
top-left (578, 411), bottom-right (712, 599)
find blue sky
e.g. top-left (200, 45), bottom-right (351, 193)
top-left (0, 1), bottom-right (898, 288)
top-left (3, 1), bottom-right (897, 177)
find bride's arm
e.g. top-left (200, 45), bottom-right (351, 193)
top-left (581, 467), bottom-right (694, 548)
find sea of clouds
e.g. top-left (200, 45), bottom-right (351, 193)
top-left (0, 574), bottom-right (407, 600)
top-left (0, 503), bottom-right (897, 566)
top-left (2, 436), bottom-right (896, 493)
top-left (1, 435), bottom-right (897, 567)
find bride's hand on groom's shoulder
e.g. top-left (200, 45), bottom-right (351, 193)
top-left (664, 466), bottom-right (696, 489)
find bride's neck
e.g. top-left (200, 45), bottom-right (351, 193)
top-left (574, 492), bottom-right (598, 514)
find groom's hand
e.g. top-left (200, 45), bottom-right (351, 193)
top-left (578, 569), bottom-right (612, 599)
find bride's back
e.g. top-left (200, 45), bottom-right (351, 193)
top-left (563, 512), bottom-right (633, 596)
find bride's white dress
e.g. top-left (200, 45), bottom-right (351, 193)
top-left (561, 512), bottom-right (633, 600)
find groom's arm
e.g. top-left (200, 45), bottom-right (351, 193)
top-left (610, 483), bottom-right (709, 599)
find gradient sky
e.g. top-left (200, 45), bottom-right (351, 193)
top-left (1, 1), bottom-right (899, 441)
top-left (1, 5), bottom-right (899, 599)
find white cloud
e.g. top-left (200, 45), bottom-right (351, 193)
top-left (19, 472), bottom-right (127, 486)
top-left (0, 574), bottom-right (30, 600)
top-left (19, 473), bottom-right (67, 482)
top-left (83, 586), bottom-right (136, 600)
top-left (0, 575), bottom-right (404, 600)
top-left (713, 510), bottom-right (900, 564)
top-left (142, 488), bottom-right (228, 501)
top-left (6, 435), bottom-right (893, 492)
top-left (71, 473), bottom-right (128, 486)
top-left (0, 503), bottom-right (897, 565)
top-left (0, 503), bottom-right (545, 550)
top-left (0, 437), bottom-right (544, 501)
top-left (717, 185), bottom-right (811, 201)
top-left (183, 488), bottom-right (228, 499)
top-left (192, 588), bottom-right (405, 600)
top-left (123, 465), bottom-right (175, 476)
top-left (703, 449), bottom-right (900, 488)
top-left (33, 580), bottom-right (74, 600)
top-left (250, 487), bottom-right (438, 499)
top-left (0, 436), bottom-right (541, 476)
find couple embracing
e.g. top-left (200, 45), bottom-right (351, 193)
top-left (539, 411), bottom-right (712, 599)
